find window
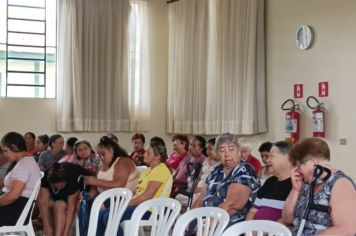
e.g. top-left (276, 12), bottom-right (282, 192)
top-left (0, 0), bottom-right (56, 98)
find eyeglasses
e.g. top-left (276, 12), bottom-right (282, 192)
top-left (297, 158), bottom-right (313, 167)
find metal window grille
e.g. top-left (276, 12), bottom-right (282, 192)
top-left (0, 0), bottom-right (56, 98)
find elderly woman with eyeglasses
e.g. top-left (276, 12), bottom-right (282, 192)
top-left (193, 133), bottom-right (260, 227)
top-left (282, 138), bottom-right (356, 235)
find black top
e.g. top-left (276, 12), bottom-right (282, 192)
top-left (41, 163), bottom-right (90, 201)
top-left (257, 176), bottom-right (292, 200)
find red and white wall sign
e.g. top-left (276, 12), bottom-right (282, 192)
top-left (318, 81), bottom-right (329, 97)
top-left (294, 84), bottom-right (303, 98)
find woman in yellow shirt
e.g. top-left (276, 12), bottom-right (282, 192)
top-left (96, 137), bottom-right (172, 236)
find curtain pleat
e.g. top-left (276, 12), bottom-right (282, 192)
top-left (167, 0), bottom-right (267, 135)
top-left (57, 0), bottom-right (149, 132)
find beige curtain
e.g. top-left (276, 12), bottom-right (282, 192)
top-left (57, 0), bottom-right (131, 131)
top-left (167, 0), bottom-right (267, 135)
top-left (128, 1), bottom-right (150, 131)
top-left (167, 0), bottom-right (209, 134)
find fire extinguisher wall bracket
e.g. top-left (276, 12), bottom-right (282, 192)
top-left (281, 99), bottom-right (301, 144)
top-left (306, 96), bottom-right (326, 138)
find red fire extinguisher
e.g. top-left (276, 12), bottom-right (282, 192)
top-left (281, 99), bottom-right (301, 143)
top-left (307, 96), bottom-right (325, 138)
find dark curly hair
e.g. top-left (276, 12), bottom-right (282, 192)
top-left (98, 136), bottom-right (129, 167)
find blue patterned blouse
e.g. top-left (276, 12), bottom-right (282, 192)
top-left (203, 160), bottom-right (260, 225)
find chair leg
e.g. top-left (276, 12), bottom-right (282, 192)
top-left (75, 215), bottom-right (80, 236)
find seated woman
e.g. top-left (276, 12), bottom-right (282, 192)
top-left (24, 132), bottom-right (36, 156)
top-left (171, 135), bottom-right (206, 197)
top-left (257, 141), bottom-right (273, 185)
top-left (58, 137), bottom-right (78, 164)
top-left (34, 134), bottom-right (49, 163)
top-left (193, 133), bottom-right (260, 227)
top-left (39, 162), bottom-right (90, 236)
top-left (246, 141), bottom-right (292, 221)
top-left (84, 136), bottom-right (138, 196)
top-left (38, 134), bottom-right (66, 171)
top-left (129, 133), bottom-right (146, 166)
top-left (282, 138), bottom-right (356, 235)
top-left (0, 132), bottom-right (41, 226)
top-left (73, 140), bottom-right (100, 175)
top-left (166, 134), bottom-right (189, 170)
top-left (97, 137), bottom-right (172, 236)
top-left (176, 137), bottom-right (220, 207)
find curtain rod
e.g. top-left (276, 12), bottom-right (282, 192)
top-left (167, 0), bottom-right (180, 4)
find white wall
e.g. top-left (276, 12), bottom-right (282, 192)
top-left (1, 0), bottom-right (355, 179)
top-left (265, 0), bottom-right (356, 179)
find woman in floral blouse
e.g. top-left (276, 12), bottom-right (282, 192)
top-left (194, 133), bottom-right (260, 227)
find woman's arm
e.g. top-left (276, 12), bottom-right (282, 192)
top-left (129, 181), bottom-right (162, 206)
top-left (85, 158), bottom-right (134, 189)
top-left (192, 186), bottom-right (206, 209)
top-left (38, 187), bottom-right (53, 236)
top-left (281, 167), bottom-right (303, 225)
top-left (0, 179), bottom-right (25, 206)
top-left (317, 178), bottom-right (356, 235)
top-left (63, 191), bottom-right (80, 236)
top-left (245, 207), bottom-right (258, 220)
top-left (219, 183), bottom-right (251, 216)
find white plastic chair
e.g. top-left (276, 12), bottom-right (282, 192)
top-left (122, 197), bottom-right (181, 236)
top-left (161, 175), bottom-right (173, 197)
top-left (87, 188), bottom-right (132, 236)
top-left (136, 166), bottom-right (148, 176)
top-left (222, 220), bottom-right (292, 236)
top-left (0, 172), bottom-right (43, 236)
top-left (172, 207), bottom-right (230, 236)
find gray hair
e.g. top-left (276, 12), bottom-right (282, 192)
top-left (273, 141), bottom-right (293, 155)
top-left (215, 133), bottom-right (240, 149)
top-left (239, 138), bottom-right (251, 149)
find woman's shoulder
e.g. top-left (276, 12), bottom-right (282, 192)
top-left (114, 156), bottom-right (136, 170)
top-left (151, 163), bottom-right (171, 175)
top-left (39, 150), bottom-right (51, 156)
top-left (233, 161), bottom-right (257, 175)
top-left (19, 156), bottom-right (39, 167)
top-left (331, 171), bottom-right (356, 190)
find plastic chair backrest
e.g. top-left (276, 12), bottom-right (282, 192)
top-left (136, 166), bottom-right (148, 176)
top-left (128, 198), bottom-right (181, 236)
top-left (161, 174), bottom-right (173, 197)
top-left (172, 207), bottom-right (230, 236)
top-left (0, 171), bottom-right (43, 236)
top-left (222, 220), bottom-right (292, 236)
top-left (87, 188), bottom-right (132, 236)
top-left (16, 171), bottom-right (44, 226)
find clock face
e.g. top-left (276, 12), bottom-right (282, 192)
top-left (296, 25), bottom-right (313, 50)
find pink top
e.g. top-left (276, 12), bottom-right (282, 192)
top-left (166, 152), bottom-right (188, 170)
top-left (175, 154), bottom-right (206, 182)
top-left (58, 154), bottom-right (77, 164)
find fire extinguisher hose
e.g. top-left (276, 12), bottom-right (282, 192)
top-left (281, 99), bottom-right (298, 111)
top-left (307, 96), bottom-right (324, 109)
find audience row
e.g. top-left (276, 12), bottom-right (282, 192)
top-left (0, 131), bottom-right (355, 236)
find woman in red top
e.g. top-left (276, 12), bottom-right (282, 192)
top-left (166, 134), bottom-right (189, 170)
